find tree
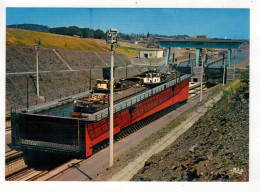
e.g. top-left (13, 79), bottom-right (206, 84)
top-left (94, 29), bottom-right (105, 39)
top-left (81, 28), bottom-right (90, 38)
top-left (67, 26), bottom-right (80, 36)
top-left (49, 26), bottom-right (106, 39)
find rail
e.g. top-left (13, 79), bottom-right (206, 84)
top-left (86, 74), bottom-right (190, 122)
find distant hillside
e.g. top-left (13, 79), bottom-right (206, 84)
top-left (6, 28), bottom-right (139, 57)
top-left (7, 24), bottom-right (191, 41)
top-left (7, 24), bottom-right (106, 39)
top-left (7, 24), bottom-right (49, 32)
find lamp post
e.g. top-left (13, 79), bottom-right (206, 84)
top-left (223, 54), bottom-right (226, 86)
top-left (190, 53), bottom-right (193, 81)
top-left (89, 67), bottom-right (92, 90)
top-left (200, 57), bottom-right (203, 102)
top-left (27, 75), bottom-right (34, 109)
top-left (89, 66), bottom-right (92, 90)
top-left (126, 63), bottom-right (128, 79)
top-left (110, 45), bottom-right (114, 167)
top-left (106, 29), bottom-right (118, 167)
top-left (27, 76), bottom-right (29, 109)
top-left (34, 44), bottom-right (40, 97)
top-left (149, 53), bottom-right (152, 69)
top-left (200, 49), bottom-right (207, 102)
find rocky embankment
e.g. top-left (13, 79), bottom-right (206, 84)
top-left (131, 82), bottom-right (249, 181)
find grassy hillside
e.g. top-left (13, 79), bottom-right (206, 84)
top-left (6, 28), bottom-right (139, 57)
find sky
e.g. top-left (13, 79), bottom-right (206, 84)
top-left (6, 8), bottom-right (249, 39)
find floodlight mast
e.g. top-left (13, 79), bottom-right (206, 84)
top-left (106, 29), bottom-right (118, 167)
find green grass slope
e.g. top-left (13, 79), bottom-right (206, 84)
top-left (6, 28), bottom-right (139, 57)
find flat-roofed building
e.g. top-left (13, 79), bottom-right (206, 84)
top-left (139, 49), bottom-right (164, 59)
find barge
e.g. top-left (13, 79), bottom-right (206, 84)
top-left (11, 74), bottom-right (190, 158)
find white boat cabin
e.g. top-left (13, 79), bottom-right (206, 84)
top-left (96, 79), bottom-right (110, 89)
top-left (143, 72), bottom-right (161, 84)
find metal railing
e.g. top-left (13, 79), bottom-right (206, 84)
top-left (19, 139), bottom-right (79, 152)
top-left (9, 88), bottom-right (91, 114)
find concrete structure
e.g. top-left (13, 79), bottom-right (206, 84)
top-left (226, 67), bottom-right (236, 82)
top-left (165, 48), bottom-right (171, 66)
top-left (159, 39), bottom-right (242, 67)
top-left (160, 39), bottom-right (243, 82)
top-left (139, 49), bottom-right (163, 59)
top-left (191, 67), bottom-right (203, 83)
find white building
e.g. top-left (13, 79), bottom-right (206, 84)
top-left (139, 49), bottom-right (164, 59)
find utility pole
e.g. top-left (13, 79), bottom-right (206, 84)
top-left (89, 67), bottom-right (92, 90)
top-left (126, 63), bottom-right (128, 79)
top-left (188, 53), bottom-right (190, 65)
top-left (149, 53), bottom-right (152, 69)
top-left (233, 50), bottom-right (236, 80)
top-left (190, 60), bottom-right (193, 81)
top-left (189, 52), bottom-right (193, 81)
top-left (34, 44), bottom-right (40, 97)
top-left (200, 57), bottom-right (203, 102)
top-left (233, 63), bottom-right (235, 80)
top-left (27, 77), bottom-right (29, 109)
top-left (223, 57), bottom-right (226, 86)
top-left (106, 29), bottom-right (118, 167)
top-left (200, 49), bottom-right (207, 102)
top-left (109, 44), bottom-right (114, 167)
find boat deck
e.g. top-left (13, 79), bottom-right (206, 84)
top-left (113, 86), bottom-right (148, 102)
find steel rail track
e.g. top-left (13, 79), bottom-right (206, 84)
top-left (6, 168), bottom-right (34, 181)
top-left (5, 151), bottom-right (27, 180)
top-left (5, 151), bottom-right (23, 161)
